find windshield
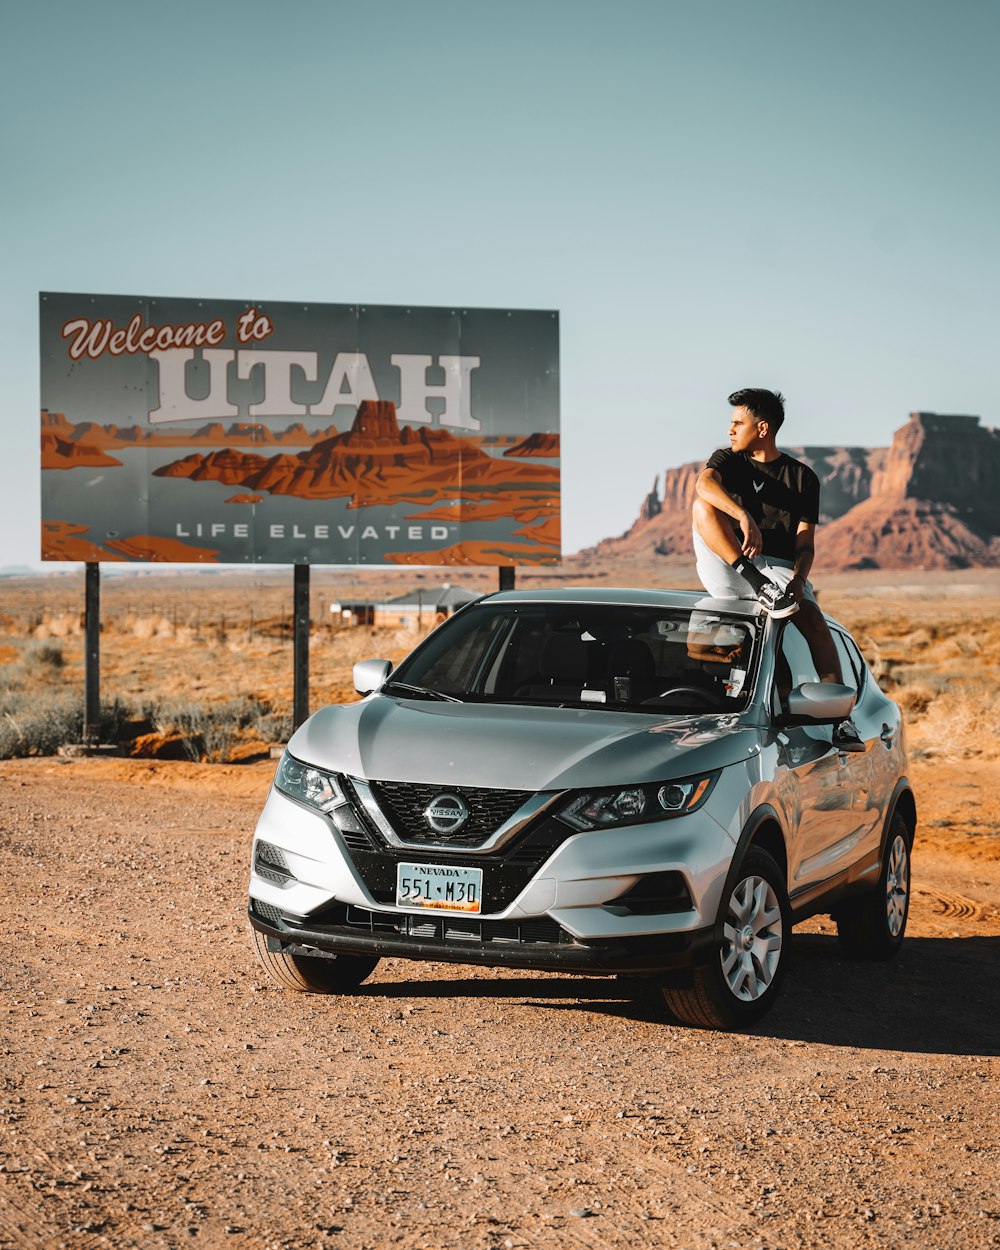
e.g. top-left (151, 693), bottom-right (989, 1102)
top-left (388, 602), bottom-right (760, 713)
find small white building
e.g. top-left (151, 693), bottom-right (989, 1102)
top-left (373, 583), bottom-right (479, 627)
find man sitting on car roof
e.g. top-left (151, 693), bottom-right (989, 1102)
top-left (691, 386), bottom-right (863, 750)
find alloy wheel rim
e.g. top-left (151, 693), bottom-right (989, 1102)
top-left (885, 834), bottom-right (909, 937)
top-left (720, 875), bottom-right (783, 1002)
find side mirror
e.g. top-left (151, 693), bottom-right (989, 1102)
top-left (785, 682), bottom-right (855, 724)
top-left (353, 658), bottom-right (392, 696)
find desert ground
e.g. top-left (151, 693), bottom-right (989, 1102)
top-left (1, 560), bottom-right (998, 1250)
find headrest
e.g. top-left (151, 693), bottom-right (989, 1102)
top-left (539, 633), bottom-right (589, 683)
top-left (607, 639), bottom-right (655, 681)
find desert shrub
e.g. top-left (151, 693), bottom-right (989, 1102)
top-left (920, 680), bottom-right (1000, 759)
top-left (895, 666), bottom-right (951, 694)
top-left (254, 710), bottom-right (294, 744)
top-left (902, 626), bottom-right (936, 650)
top-left (151, 696), bottom-right (269, 762)
top-left (202, 697), bottom-right (268, 761)
top-left (153, 700), bottom-right (213, 762)
top-left (936, 634), bottom-right (982, 661)
top-left (0, 693), bottom-right (140, 758)
top-left (0, 693), bottom-right (82, 757)
top-left (23, 641), bottom-right (66, 671)
top-left (201, 718), bottom-right (236, 764)
top-left (1, 640), bottom-right (68, 693)
top-left (894, 684), bottom-right (937, 718)
top-left (856, 635), bottom-right (883, 680)
top-left (32, 614), bottom-right (81, 640)
top-left (221, 696), bottom-right (270, 728)
top-left (98, 697), bottom-right (133, 742)
top-left (131, 615), bottom-right (175, 640)
top-left (320, 623), bottom-right (429, 670)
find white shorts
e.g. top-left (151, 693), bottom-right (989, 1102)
top-left (692, 529), bottom-right (818, 606)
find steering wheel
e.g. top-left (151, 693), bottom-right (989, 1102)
top-left (651, 684), bottom-right (730, 709)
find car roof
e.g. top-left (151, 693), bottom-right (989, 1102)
top-left (478, 586), bottom-right (767, 618)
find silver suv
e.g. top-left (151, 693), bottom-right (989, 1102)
top-left (248, 589), bottom-right (915, 1029)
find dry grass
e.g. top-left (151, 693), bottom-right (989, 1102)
top-left (0, 586), bottom-right (435, 759)
top-left (2, 564), bottom-right (999, 761)
top-left (913, 681), bottom-right (1000, 761)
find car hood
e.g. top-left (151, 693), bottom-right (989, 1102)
top-left (288, 696), bottom-right (760, 791)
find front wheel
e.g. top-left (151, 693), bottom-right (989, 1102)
top-left (660, 849), bottom-right (791, 1030)
top-left (250, 926), bottom-right (380, 993)
top-left (836, 814), bottom-right (911, 959)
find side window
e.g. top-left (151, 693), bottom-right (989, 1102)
top-left (779, 622), bottom-right (821, 685)
top-left (772, 622), bottom-right (819, 714)
top-left (414, 614), bottom-right (505, 693)
top-left (833, 631), bottom-right (865, 696)
top-left (486, 618), bottom-right (546, 695)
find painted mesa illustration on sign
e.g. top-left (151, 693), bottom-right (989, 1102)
top-left (39, 293), bottom-right (560, 565)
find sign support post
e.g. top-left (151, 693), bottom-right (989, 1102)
top-left (84, 562), bottom-right (100, 745)
top-left (498, 566), bottom-right (516, 591)
top-left (293, 564), bottom-right (310, 730)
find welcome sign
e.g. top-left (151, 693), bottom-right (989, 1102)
top-left (39, 292), bottom-right (560, 566)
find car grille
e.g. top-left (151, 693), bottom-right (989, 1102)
top-left (363, 779), bottom-right (534, 847)
top-left (338, 905), bottom-right (576, 946)
top-left (330, 785), bottom-right (575, 914)
top-left (254, 898), bottom-right (578, 948)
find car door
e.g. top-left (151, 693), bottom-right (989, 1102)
top-left (771, 622), bottom-right (865, 892)
top-left (831, 629), bottom-right (881, 844)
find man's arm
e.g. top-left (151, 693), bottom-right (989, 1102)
top-left (695, 468), bottom-right (762, 558)
top-left (788, 520), bottom-right (815, 602)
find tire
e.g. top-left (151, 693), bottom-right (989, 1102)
top-left (836, 813), bottom-right (911, 960)
top-left (660, 849), bottom-right (791, 1030)
top-left (250, 925), bottom-right (379, 994)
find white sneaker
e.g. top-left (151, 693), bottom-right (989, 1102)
top-left (756, 581), bottom-right (799, 619)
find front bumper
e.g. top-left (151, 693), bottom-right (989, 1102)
top-left (247, 898), bottom-right (716, 974)
top-left (247, 780), bottom-right (738, 971)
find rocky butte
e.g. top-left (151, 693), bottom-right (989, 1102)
top-left (152, 399), bottom-right (558, 510)
top-left (590, 412), bottom-right (1000, 571)
top-left (39, 409), bottom-right (337, 450)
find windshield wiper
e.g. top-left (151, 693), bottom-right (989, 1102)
top-left (383, 680), bottom-right (463, 703)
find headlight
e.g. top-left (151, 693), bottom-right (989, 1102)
top-left (274, 751), bottom-right (342, 812)
top-left (557, 772), bottom-right (718, 832)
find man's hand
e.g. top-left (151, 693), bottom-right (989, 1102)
top-left (786, 574), bottom-right (807, 603)
top-left (738, 512), bottom-right (762, 558)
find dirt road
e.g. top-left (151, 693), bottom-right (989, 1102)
top-left (1, 757), bottom-right (997, 1250)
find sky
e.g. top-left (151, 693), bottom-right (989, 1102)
top-left (2, 0), bottom-right (998, 570)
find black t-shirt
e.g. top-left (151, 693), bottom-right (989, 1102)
top-left (706, 448), bottom-right (820, 562)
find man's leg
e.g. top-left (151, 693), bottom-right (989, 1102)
top-left (755, 563), bottom-right (841, 678)
top-left (692, 497), bottom-right (744, 564)
top-left (692, 499), bottom-right (798, 618)
top-left (789, 601), bottom-right (841, 683)
top-left (780, 593), bottom-right (864, 752)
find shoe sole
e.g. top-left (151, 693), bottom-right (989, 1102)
top-left (763, 602), bottom-right (800, 619)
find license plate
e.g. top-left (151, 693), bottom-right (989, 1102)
top-left (396, 862), bottom-right (483, 914)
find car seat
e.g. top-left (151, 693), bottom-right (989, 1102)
top-left (516, 632), bottom-right (601, 701)
top-left (606, 639), bottom-right (657, 704)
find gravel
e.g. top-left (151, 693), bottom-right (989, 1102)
top-left (0, 755), bottom-right (997, 1250)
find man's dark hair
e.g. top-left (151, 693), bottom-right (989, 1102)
top-left (728, 388), bottom-right (785, 432)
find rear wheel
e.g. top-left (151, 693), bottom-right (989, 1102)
top-left (660, 849), bottom-right (791, 1030)
top-left (250, 926), bottom-right (380, 993)
top-left (836, 813), bottom-right (911, 959)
